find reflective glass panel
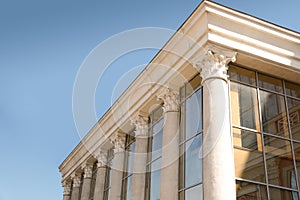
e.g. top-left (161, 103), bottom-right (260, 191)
top-left (264, 135), bottom-right (296, 189)
top-left (236, 181), bottom-right (267, 200)
top-left (125, 142), bottom-right (135, 174)
top-left (231, 82), bottom-right (260, 130)
top-left (185, 184), bottom-right (203, 200)
top-left (287, 98), bottom-right (300, 141)
top-left (185, 134), bottom-right (202, 187)
top-left (258, 74), bottom-right (283, 93)
top-left (260, 90), bottom-right (289, 138)
top-left (269, 187), bottom-right (298, 200)
top-left (151, 118), bottom-right (163, 161)
top-left (186, 75), bottom-right (201, 97)
top-left (185, 89), bottom-right (202, 139)
top-left (229, 65), bottom-right (256, 85)
top-left (125, 175), bottom-right (132, 200)
top-left (286, 81), bottom-right (300, 99)
top-left (233, 128), bottom-right (265, 183)
top-left (292, 142), bottom-right (300, 184)
top-left (150, 166), bottom-right (161, 200)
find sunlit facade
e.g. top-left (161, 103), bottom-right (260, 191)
top-left (59, 1), bottom-right (300, 200)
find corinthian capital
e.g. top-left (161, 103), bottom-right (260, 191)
top-left (62, 181), bottom-right (72, 195)
top-left (71, 173), bottom-right (82, 187)
top-left (157, 88), bottom-right (179, 112)
top-left (110, 133), bottom-right (126, 153)
top-left (131, 113), bottom-right (148, 137)
top-left (194, 50), bottom-right (236, 82)
top-left (82, 162), bottom-right (93, 178)
top-left (95, 150), bottom-right (107, 168)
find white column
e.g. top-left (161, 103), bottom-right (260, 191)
top-left (130, 114), bottom-right (148, 200)
top-left (109, 133), bottom-right (126, 200)
top-left (157, 88), bottom-right (179, 200)
top-left (93, 151), bottom-right (107, 200)
top-left (80, 163), bottom-right (93, 200)
top-left (194, 49), bottom-right (236, 200)
top-left (63, 181), bottom-right (72, 200)
top-left (71, 173), bottom-right (82, 200)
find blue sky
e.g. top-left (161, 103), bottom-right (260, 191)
top-left (0, 0), bottom-right (299, 200)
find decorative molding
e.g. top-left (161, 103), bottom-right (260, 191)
top-left (62, 181), bottom-right (72, 195)
top-left (131, 113), bottom-right (148, 137)
top-left (71, 173), bottom-right (82, 187)
top-left (193, 50), bottom-right (237, 82)
top-left (82, 163), bottom-right (93, 178)
top-left (95, 150), bottom-right (107, 168)
top-left (110, 133), bottom-right (126, 153)
top-left (157, 88), bottom-right (179, 112)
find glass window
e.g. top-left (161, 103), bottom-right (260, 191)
top-left (179, 77), bottom-right (203, 200)
top-left (147, 107), bottom-right (163, 200)
top-left (269, 187), bottom-right (298, 200)
top-left (231, 82), bottom-right (260, 130)
top-left (236, 181), bottom-right (268, 200)
top-left (287, 98), bottom-right (300, 141)
top-left (233, 128), bottom-right (265, 183)
top-left (260, 90), bottom-right (289, 138)
top-left (228, 65), bottom-right (256, 86)
top-left (122, 134), bottom-right (135, 200)
top-left (184, 134), bottom-right (202, 187)
top-left (181, 184), bottom-right (203, 200)
top-left (285, 81), bottom-right (300, 99)
top-left (258, 74), bottom-right (283, 93)
top-left (264, 135), bottom-right (296, 189)
top-left (185, 89), bottom-right (202, 139)
top-left (104, 149), bottom-right (114, 200)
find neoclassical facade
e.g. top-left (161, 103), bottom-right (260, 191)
top-left (59, 1), bottom-right (300, 200)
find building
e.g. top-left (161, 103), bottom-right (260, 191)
top-left (58, 1), bottom-right (300, 200)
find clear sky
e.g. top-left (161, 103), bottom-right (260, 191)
top-left (0, 0), bottom-right (299, 200)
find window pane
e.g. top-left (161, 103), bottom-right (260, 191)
top-left (185, 134), bottom-right (202, 187)
top-left (258, 74), bottom-right (283, 93)
top-left (125, 175), bottom-right (132, 200)
top-left (233, 128), bottom-right (266, 183)
top-left (186, 75), bottom-right (201, 97)
top-left (229, 65), bottom-right (256, 85)
top-left (125, 142), bottom-right (135, 173)
top-left (269, 187), bottom-right (298, 200)
top-left (292, 142), bottom-right (300, 185)
top-left (231, 82), bottom-right (260, 130)
top-left (286, 81), bottom-right (300, 99)
top-left (150, 167), bottom-right (161, 200)
top-left (186, 89), bottom-right (202, 139)
top-left (152, 119), bottom-right (163, 161)
top-left (236, 181), bottom-right (267, 200)
top-left (260, 90), bottom-right (289, 138)
top-left (264, 135), bottom-right (296, 189)
top-left (287, 98), bottom-right (300, 141)
top-left (185, 184), bottom-right (203, 200)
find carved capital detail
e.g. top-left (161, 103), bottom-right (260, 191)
top-left (71, 173), bottom-right (81, 187)
top-left (62, 181), bottom-right (72, 195)
top-left (157, 88), bottom-right (179, 112)
top-left (131, 114), bottom-right (148, 137)
top-left (110, 133), bottom-right (126, 153)
top-left (95, 150), bottom-right (107, 168)
top-left (82, 163), bottom-right (93, 178)
top-left (194, 50), bottom-right (236, 82)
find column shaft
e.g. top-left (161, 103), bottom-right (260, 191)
top-left (157, 88), bottom-right (179, 200)
top-left (93, 166), bottom-right (107, 200)
top-left (71, 187), bottom-right (80, 200)
top-left (195, 50), bottom-right (236, 200)
top-left (160, 111), bottom-right (179, 200)
top-left (109, 152), bottom-right (125, 200)
top-left (130, 137), bottom-right (148, 200)
top-left (80, 178), bottom-right (92, 200)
